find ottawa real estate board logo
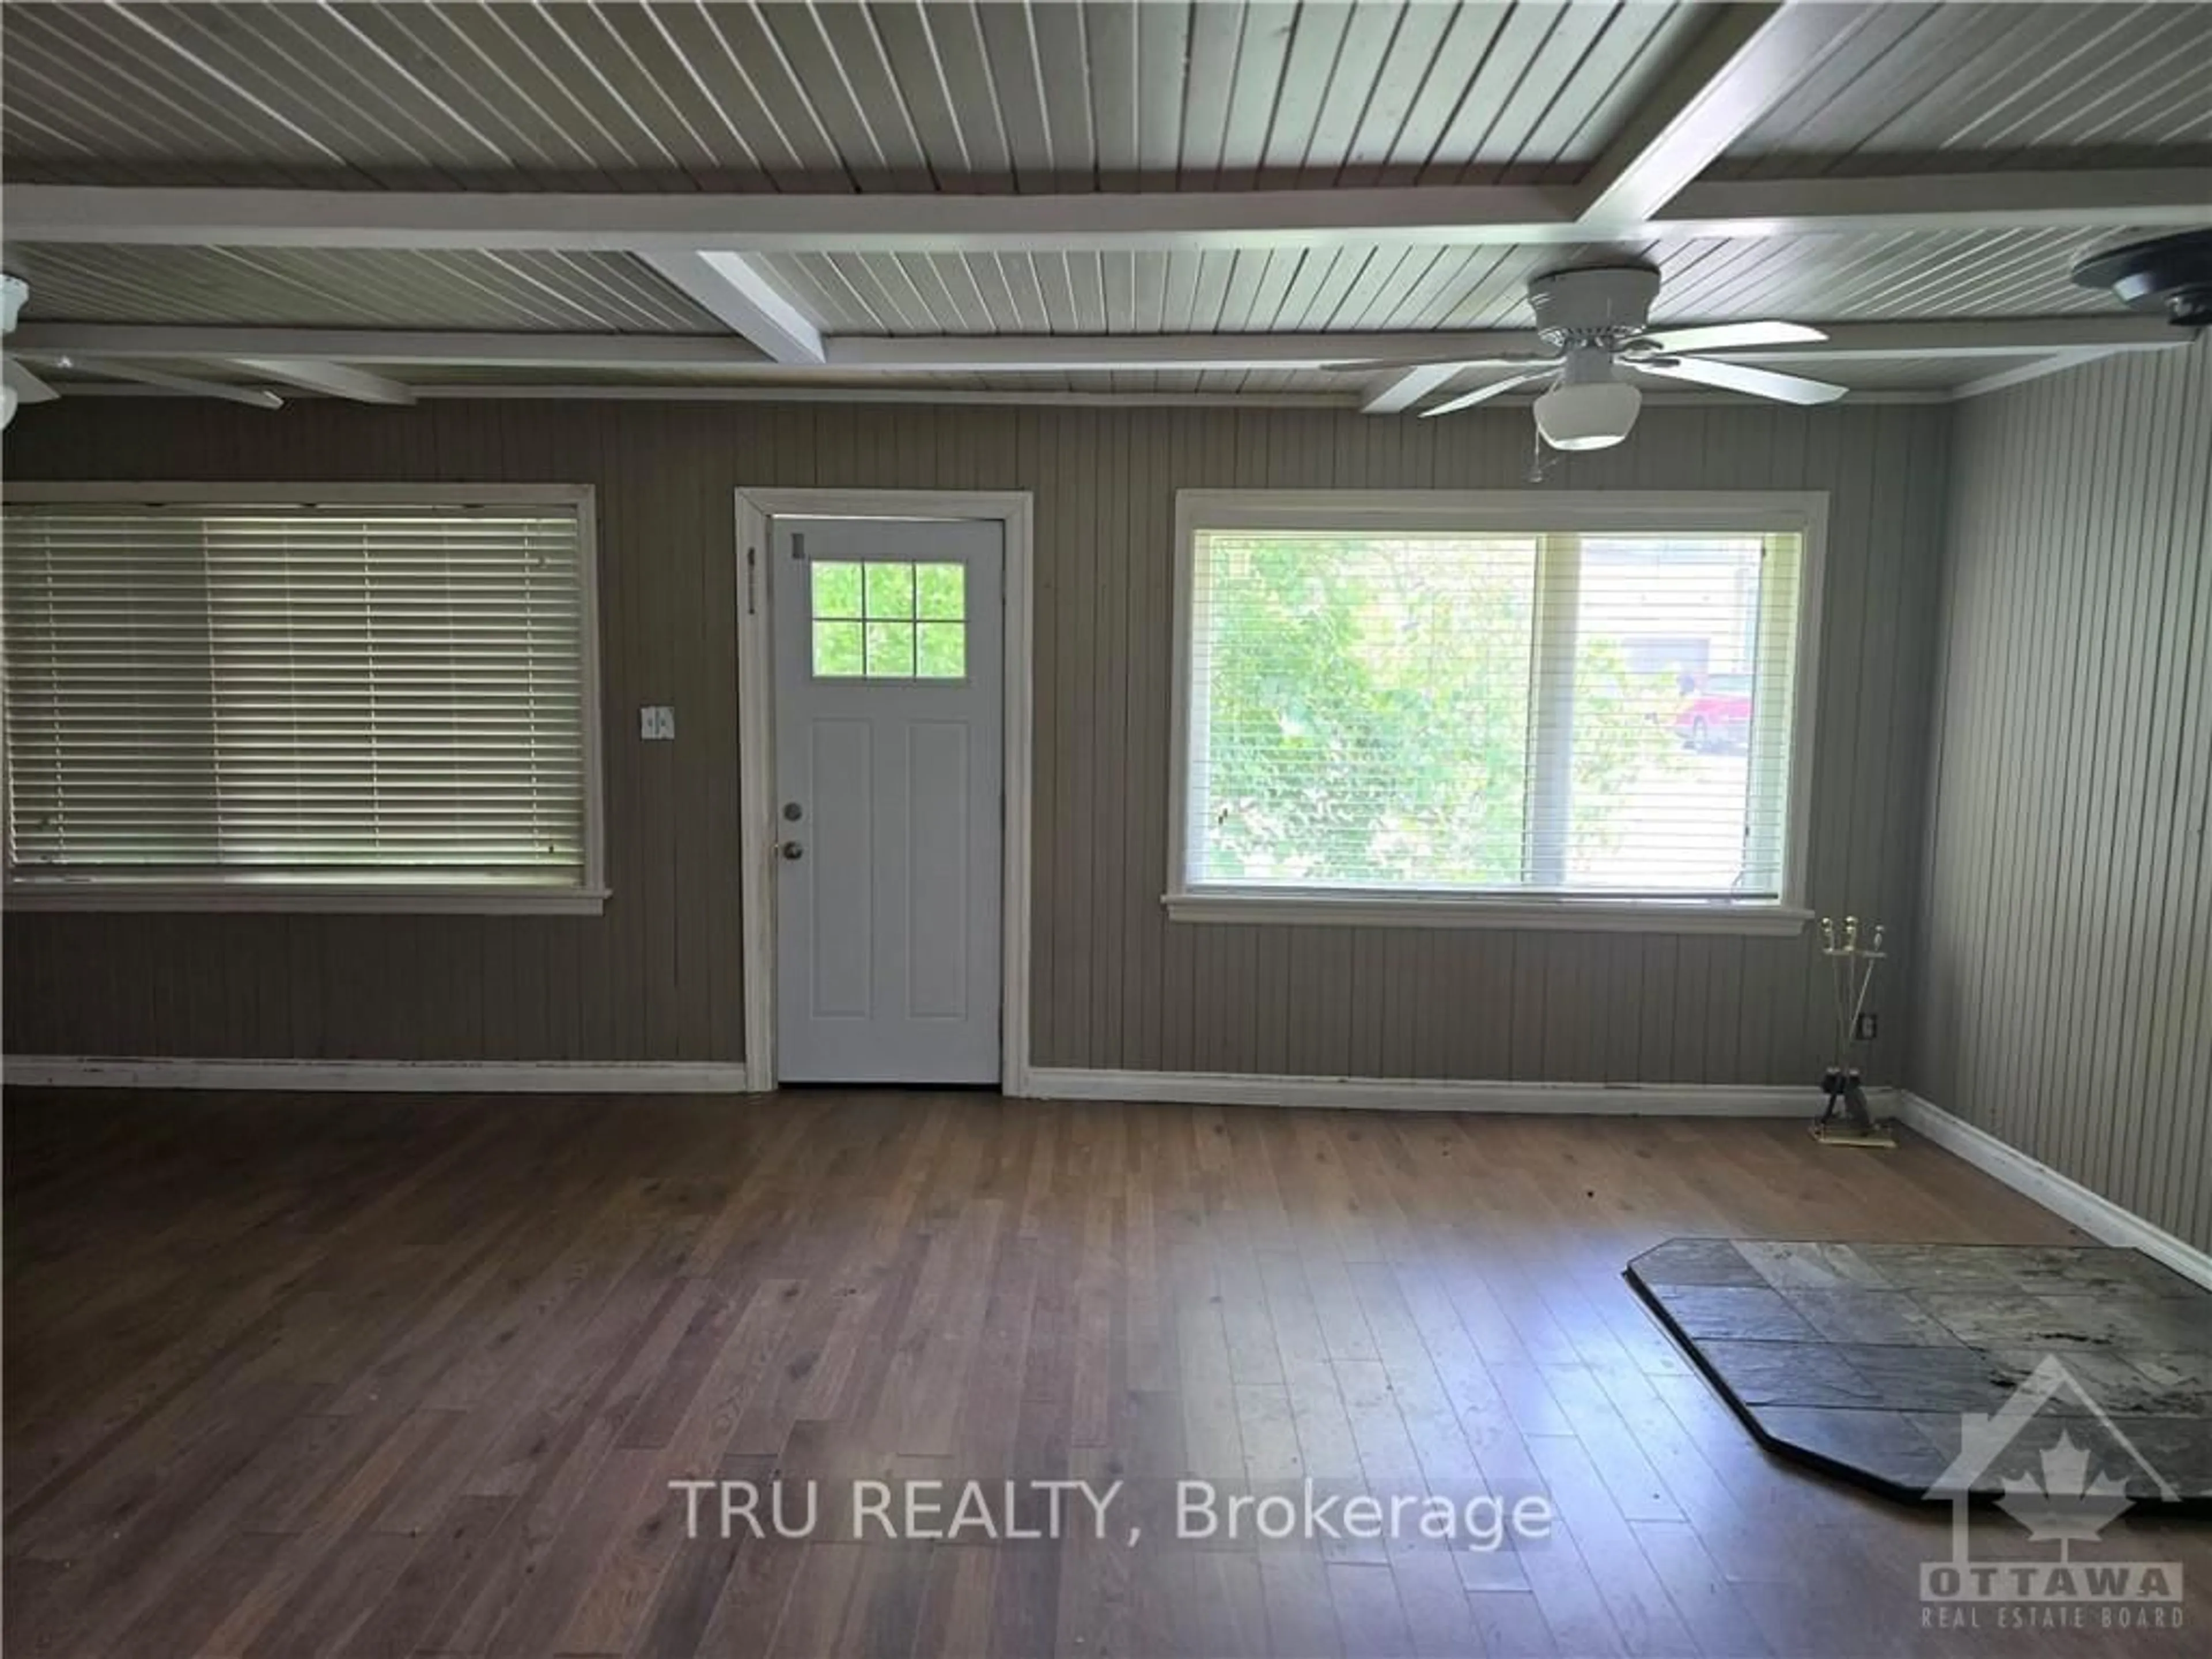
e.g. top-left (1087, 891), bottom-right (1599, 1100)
top-left (1920, 1356), bottom-right (2184, 1633)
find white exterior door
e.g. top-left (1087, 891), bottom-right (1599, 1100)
top-left (771, 517), bottom-right (1003, 1084)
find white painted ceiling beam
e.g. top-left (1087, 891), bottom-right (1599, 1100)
top-left (44, 380), bottom-right (1967, 410)
top-left (8, 321), bottom-right (1559, 373)
top-left (2, 181), bottom-right (1585, 253)
top-left (9, 173), bottom-right (2206, 255)
top-left (225, 358), bottom-right (414, 404)
top-left (9, 324), bottom-right (769, 370)
top-left (637, 251), bottom-right (823, 364)
top-left (10, 318), bottom-right (2182, 378)
top-left (1572, 2), bottom-right (1816, 228)
top-left (831, 332), bottom-right (1549, 372)
top-left (1662, 169), bottom-right (2212, 236)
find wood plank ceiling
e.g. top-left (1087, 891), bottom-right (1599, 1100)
top-left (2, 2), bottom-right (2208, 406)
top-left (1, 1), bottom-right (1703, 189)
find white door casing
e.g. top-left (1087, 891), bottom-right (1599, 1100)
top-left (768, 516), bottom-right (1003, 1084)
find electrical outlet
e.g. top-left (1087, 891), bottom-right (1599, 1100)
top-left (639, 705), bottom-right (675, 740)
top-left (1854, 1011), bottom-right (1878, 1041)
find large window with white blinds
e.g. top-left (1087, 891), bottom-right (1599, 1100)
top-left (1169, 491), bottom-right (1824, 931)
top-left (1, 485), bottom-right (603, 911)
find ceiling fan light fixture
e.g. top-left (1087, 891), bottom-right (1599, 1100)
top-left (1336, 263), bottom-right (1834, 440)
top-left (1534, 378), bottom-right (1641, 450)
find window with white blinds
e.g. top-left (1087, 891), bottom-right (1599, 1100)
top-left (1171, 492), bottom-right (1823, 929)
top-left (1, 486), bottom-right (603, 910)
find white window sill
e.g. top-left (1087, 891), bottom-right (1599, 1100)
top-left (1162, 890), bottom-right (1812, 935)
top-left (3, 882), bottom-right (609, 916)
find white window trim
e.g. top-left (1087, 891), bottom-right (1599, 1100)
top-left (1165, 489), bottom-right (1827, 935)
top-left (0, 481), bottom-right (608, 915)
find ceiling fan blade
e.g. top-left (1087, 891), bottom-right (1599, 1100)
top-left (1418, 370), bottom-right (1552, 419)
top-left (3, 358), bottom-right (62, 404)
top-left (69, 358), bottom-right (285, 409)
top-left (1324, 352), bottom-right (1557, 373)
top-left (1627, 320), bottom-right (1826, 355)
top-left (1632, 355), bottom-right (1848, 406)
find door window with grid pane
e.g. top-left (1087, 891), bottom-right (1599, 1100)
top-left (1171, 492), bottom-right (1820, 926)
top-left (809, 559), bottom-right (967, 680)
top-left (1, 487), bottom-right (603, 910)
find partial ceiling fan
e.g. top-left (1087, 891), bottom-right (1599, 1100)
top-left (1, 275), bottom-right (55, 429)
top-left (1332, 261), bottom-right (1848, 451)
top-left (2, 274), bottom-right (283, 428)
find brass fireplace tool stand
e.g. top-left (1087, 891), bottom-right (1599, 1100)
top-left (1811, 915), bottom-right (1895, 1149)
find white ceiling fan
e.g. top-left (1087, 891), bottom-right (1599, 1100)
top-left (2, 275), bottom-right (59, 429)
top-left (3, 273), bottom-right (283, 427)
top-left (1333, 261), bottom-right (1849, 451)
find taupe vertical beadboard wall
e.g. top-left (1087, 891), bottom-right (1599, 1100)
top-left (1911, 337), bottom-right (2211, 1254)
top-left (2, 397), bottom-right (1949, 1082)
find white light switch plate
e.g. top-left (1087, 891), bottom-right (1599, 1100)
top-left (639, 705), bottom-right (676, 740)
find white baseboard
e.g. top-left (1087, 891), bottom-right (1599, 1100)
top-left (3, 1055), bottom-right (763, 1094)
top-left (1022, 1067), bottom-right (1810, 1116)
top-left (1893, 1090), bottom-right (2212, 1291)
top-left (7, 1055), bottom-right (1807, 1115)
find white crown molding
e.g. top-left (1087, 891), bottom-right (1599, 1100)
top-left (3, 1056), bottom-right (763, 1094)
top-left (1893, 1091), bottom-right (2212, 1291)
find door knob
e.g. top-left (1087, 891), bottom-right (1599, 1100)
top-left (779, 839), bottom-right (805, 860)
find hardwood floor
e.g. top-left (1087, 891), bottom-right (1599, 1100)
top-left (5, 1089), bottom-right (2206, 1658)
